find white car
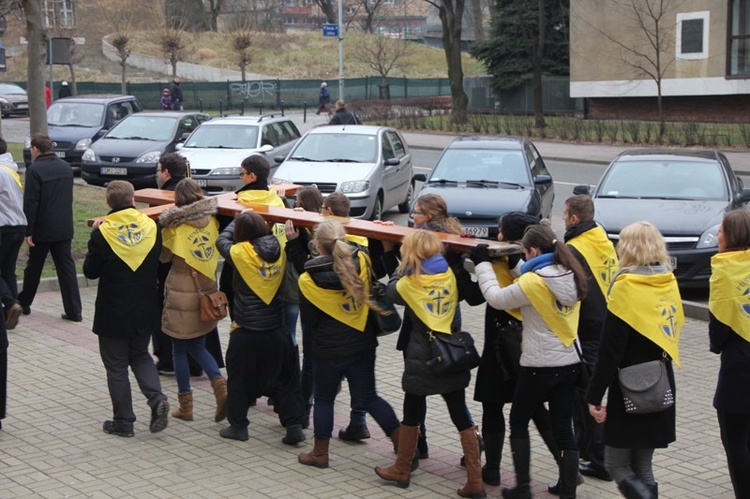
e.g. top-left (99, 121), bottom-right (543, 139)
top-left (272, 125), bottom-right (414, 220)
top-left (177, 115), bottom-right (301, 193)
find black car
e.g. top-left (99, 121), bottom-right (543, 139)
top-left (413, 136), bottom-right (554, 239)
top-left (81, 111), bottom-right (210, 188)
top-left (574, 149), bottom-right (750, 286)
top-left (0, 83), bottom-right (29, 118)
top-left (23, 95), bottom-right (142, 168)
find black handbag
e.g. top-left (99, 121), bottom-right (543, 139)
top-left (618, 357), bottom-right (674, 414)
top-left (425, 330), bottom-right (481, 374)
top-left (371, 280), bottom-right (402, 336)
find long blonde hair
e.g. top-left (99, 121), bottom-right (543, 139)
top-left (415, 194), bottom-right (463, 235)
top-left (396, 229), bottom-right (444, 279)
top-left (616, 221), bottom-right (672, 270)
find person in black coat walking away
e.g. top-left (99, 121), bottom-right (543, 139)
top-left (58, 81), bottom-right (71, 99)
top-left (709, 210), bottom-right (750, 499)
top-left (84, 181), bottom-right (169, 437)
top-left (586, 221), bottom-right (682, 499)
top-left (169, 76), bottom-right (183, 111)
top-left (18, 134), bottom-right (82, 321)
top-left (328, 101), bottom-right (362, 125)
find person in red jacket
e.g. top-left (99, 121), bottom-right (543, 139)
top-left (45, 85), bottom-right (51, 108)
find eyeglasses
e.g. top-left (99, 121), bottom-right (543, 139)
top-left (239, 172), bottom-right (249, 177)
top-left (411, 210), bottom-right (425, 216)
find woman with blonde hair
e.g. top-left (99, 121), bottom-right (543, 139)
top-left (158, 178), bottom-right (227, 423)
top-left (296, 219), bottom-right (399, 468)
top-left (587, 221), bottom-right (682, 498)
top-left (709, 210), bottom-right (750, 499)
top-left (375, 229), bottom-right (485, 499)
top-left (411, 194), bottom-right (463, 235)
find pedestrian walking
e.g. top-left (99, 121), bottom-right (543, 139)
top-left (0, 137), bottom-right (26, 330)
top-left (58, 81), bottom-right (71, 99)
top-left (316, 82), bottom-right (330, 116)
top-left (160, 88), bottom-right (172, 111)
top-left (328, 100), bottom-right (362, 125)
top-left (169, 76), bottom-right (183, 111)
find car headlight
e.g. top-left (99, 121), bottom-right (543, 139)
top-left (339, 180), bottom-right (370, 193)
top-left (135, 151), bottom-right (162, 164)
top-left (75, 138), bottom-right (92, 151)
top-left (271, 177), bottom-right (290, 184)
top-left (0, 97), bottom-right (9, 105)
top-left (696, 224), bottom-right (720, 249)
top-left (209, 167), bottom-right (242, 176)
top-left (23, 137), bottom-right (31, 149)
top-left (82, 149), bottom-right (97, 162)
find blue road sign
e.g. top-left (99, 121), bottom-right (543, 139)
top-left (322, 24), bottom-right (339, 37)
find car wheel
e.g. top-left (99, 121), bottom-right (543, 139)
top-left (398, 182), bottom-right (414, 214)
top-left (370, 195), bottom-right (383, 221)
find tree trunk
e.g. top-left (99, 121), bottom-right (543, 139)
top-left (121, 61), bottom-right (127, 95)
top-left (657, 80), bottom-right (664, 141)
top-left (70, 64), bottom-right (78, 97)
top-left (438, 0), bottom-right (468, 124)
top-left (23, 0), bottom-right (48, 135)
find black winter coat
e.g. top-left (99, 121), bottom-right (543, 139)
top-left (586, 312), bottom-right (677, 449)
top-left (709, 313), bottom-right (750, 414)
top-left (299, 253), bottom-right (378, 360)
top-left (83, 208), bottom-right (162, 338)
top-left (23, 153), bottom-right (74, 242)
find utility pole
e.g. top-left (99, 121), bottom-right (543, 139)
top-left (338, 0), bottom-right (344, 101)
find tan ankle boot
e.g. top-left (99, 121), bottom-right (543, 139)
top-left (211, 376), bottom-right (227, 422)
top-left (298, 438), bottom-right (330, 468)
top-left (172, 392), bottom-right (193, 421)
top-left (458, 426), bottom-right (487, 498)
top-left (375, 424), bottom-right (419, 488)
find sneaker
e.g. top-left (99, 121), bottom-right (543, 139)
top-left (149, 399), bottom-right (169, 433)
top-left (103, 420), bottom-right (134, 438)
top-left (220, 425), bottom-right (249, 441)
top-left (6, 303), bottom-right (22, 330)
top-left (338, 423), bottom-right (371, 441)
top-left (282, 424), bottom-right (306, 446)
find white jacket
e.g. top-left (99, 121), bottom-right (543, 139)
top-left (476, 261), bottom-right (580, 368)
top-left (0, 153), bottom-right (27, 228)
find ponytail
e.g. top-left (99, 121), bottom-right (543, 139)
top-left (522, 225), bottom-right (588, 300)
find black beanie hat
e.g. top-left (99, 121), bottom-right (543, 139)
top-left (500, 212), bottom-right (540, 242)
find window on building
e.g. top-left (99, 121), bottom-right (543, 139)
top-left (730, 0), bottom-right (750, 75)
top-left (676, 11), bottom-right (708, 60)
top-left (44, 0), bottom-right (75, 28)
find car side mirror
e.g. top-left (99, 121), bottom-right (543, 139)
top-left (384, 157), bottom-right (400, 166)
top-left (259, 144), bottom-right (274, 153)
top-left (178, 132), bottom-right (190, 143)
top-left (738, 187), bottom-right (750, 204)
top-left (533, 174), bottom-right (552, 185)
top-left (573, 184), bottom-right (591, 195)
top-left (413, 173), bottom-right (427, 182)
top-left (274, 155), bottom-right (286, 164)
top-left (97, 129), bottom-right (108, 137)
top-left (175, 143), bottom-right (184, 151)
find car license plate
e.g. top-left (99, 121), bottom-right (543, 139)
top-left (464, 226), bottom-right (489, 238)
top-left (195, 179), bottom-right (207, 187)
top-left (669, 256), bottom-right (677, 269)
top-left (100, 167), bottom-right (127, 176)
top-left (54, 151), bottom-right (65, 158)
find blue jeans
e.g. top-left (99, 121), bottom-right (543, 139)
top-left (312, 349), bottom-right (399, 440)
top-left (282, 301), bottom-right (299, 346)
top-left (172, 335), bottom-right (222, 393)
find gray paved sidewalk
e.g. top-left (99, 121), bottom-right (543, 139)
top-left (0, 284), bottom-right (735, 498)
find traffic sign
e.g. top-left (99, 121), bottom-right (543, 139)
top-left (322, 24), bottom-right (339, 37)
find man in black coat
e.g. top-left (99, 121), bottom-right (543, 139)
top-left (84, 180), bottom-right (169, 437)
top-left (328, 100), bottom-right (362, 125)
top-left (169, 76), bottom-right (183, 111)
top-left (18, 134), bottom-right (82, 321)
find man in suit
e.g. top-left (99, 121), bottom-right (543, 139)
top-left (84, 180), bottom-right (169, 437)
top-left (18, 134), bottom-right (82, 322)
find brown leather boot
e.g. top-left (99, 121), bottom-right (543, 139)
top-left (172, 392), bottom-right (193, 421)
top-left (298, 438), bottom-right (330, 468)
top-left (211, 376), bottom-right (228, 422)
top-left (375, 424), bottom-right (419, 488)
top-left (458, 427), bottom-right (487, 498)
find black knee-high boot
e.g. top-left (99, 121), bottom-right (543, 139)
top-left (481, 431), bottom-right (504, 486)
top-left (502, 438), bottom-right (531, 499)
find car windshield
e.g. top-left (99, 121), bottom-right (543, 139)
top-left (0, 83), bottom-right (26, 95)
top-left (290, 133), bottom-right (378, 163)
top-left (430, 149), bottom-right (531, 185)
top-left (47, 102), bottom-right (103, 127)
top-left (106, 116), bottom-right (177, 141)
top-left (184, 124), bottom-right (258, 149)
top-left (598, 159), bottom-right (728, 200)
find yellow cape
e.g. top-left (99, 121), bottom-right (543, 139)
top-left (491, 258), bottom-right (522, 321)
top-left (396, 269), bottom-right (457, 334)
top-left (346, 233), bottom-right (370, 248)
top-left (237, 189), bottom-right (287, 247)
top-left (567, 226), bottom-right (618, 297)
top-left (161, 218), bottom-right (220, 279)
top-left (230, 241), bottom-right (286, 305)
top-left (709, 249), bottom-right (750, 342)
top-left (298, 252), bottom-right (371, 332)
top-left (608, 272), bottom-right (683, 368)
top-left (0, 164), bottom-right (21, 190)
top-left (517, 272), bottom-right (580, 347)
top-left (99, 208), bottom-right (158, 272)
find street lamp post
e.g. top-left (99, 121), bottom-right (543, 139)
top-left (338, 0), bottom-right (344, 101)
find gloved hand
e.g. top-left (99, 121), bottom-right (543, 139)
top-left (470, 243), bottom-right (490, 265)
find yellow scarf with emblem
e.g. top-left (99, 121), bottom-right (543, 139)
top-left (230, 241), bottom-right (286, 304)
top-left (237, 189), bottom-right (287, 247)
top-left (709, 249), bottom-right (750, 342)
top-left (0, 164), bottom-right (21, 190)
top-left (607, 271), bottom-right (683, 368)
top-left (517, 272), bottom-right (580, 347)
top-left (99, 208), bottom-right (157, 271)
top-left (567, 226), bottom-right (618, 297)
top-left (161, 218), bottom-right (220, 279)
top-left (492, 258), bottom-right (522, 321)
top-left (397, 269), bottom-right (457, 334)
top-left (298, 252), bottom-right (371, 332)
top-left (346, 233), bottom-right (369, 248)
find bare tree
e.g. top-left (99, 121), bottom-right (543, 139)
top-left (352, 35), bottom-right (412, 97)
top-left (153, 5), bottom-right (189, 77)
top-left (470, 0), bottom-right (484, 42)
top-left (97, 0), bottom-right (138, 94)
top-left (231, 29), bottom-right (252, 82)
top-left (356, 0), bottom-right (385, 33)
top-left (207, 0), bottom-right (225, 31)
top-left (22, 0), bottom-right (47, 135)
top-left (315, 0), bottom-right (336, 24)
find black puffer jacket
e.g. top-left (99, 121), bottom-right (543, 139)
top-left (299, 251), bottom-right (378, 360)
top-left (217, 223), bottom-right (282, 332)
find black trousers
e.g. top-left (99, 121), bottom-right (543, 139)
top-left (18, 239), bottom-right (81, 317)
top-left (718, 409), bottom-right (750, 499)
top-left (0, 316), bottom-right (7, 421)
top-left (98, 334), bottom-right (166, 428)
top-left (0, 230), bottom-right (24, 309)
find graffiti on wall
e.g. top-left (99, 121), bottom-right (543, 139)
top-left (229, 81), bottom-right (277, 100)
